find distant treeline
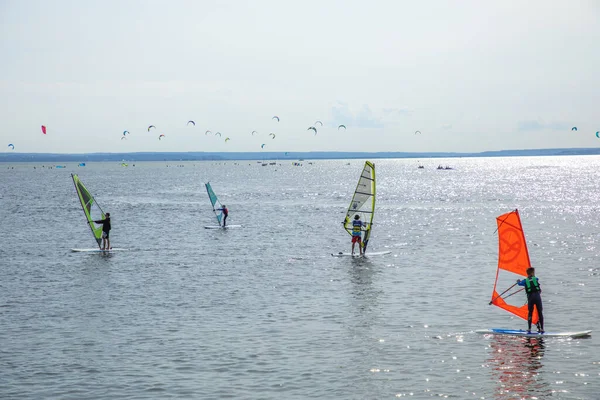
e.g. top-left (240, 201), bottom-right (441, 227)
top-left (2, 148), bottom-right (600, 162)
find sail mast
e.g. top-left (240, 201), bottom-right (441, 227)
top-left (363, 162), bottom-right (376, 253)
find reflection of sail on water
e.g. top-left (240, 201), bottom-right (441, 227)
top-left (490, 210), bottom-right (538, 324)
top-left (71, 174), bottom-right (105, 248)
top-left (343, 161), bottom-right (376, 253)
top-left (205, 182), bottom-right (223, 227)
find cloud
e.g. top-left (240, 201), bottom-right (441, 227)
top-left (517, 120), bottom-right (544, 131)
top-left (382, 107), bottom-right (412, 116)
top-left (517, 119), bottom-right (571, 132)
top-left (331, 102), bottom-right (384, 129)
top-left (545, 121), bottom-right (572, 131)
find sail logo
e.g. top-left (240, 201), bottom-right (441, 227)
top-left (499, 228), bottom-right (523, 263)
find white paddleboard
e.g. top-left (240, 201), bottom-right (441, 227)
top-left (331, 251), bottom-right (392, 257)
top-left (71, 248), bottom-right (128, 253)
top-left (476, 329), bottom-right (592, 338)
top-left (204, 225), bottom-right (242, 229)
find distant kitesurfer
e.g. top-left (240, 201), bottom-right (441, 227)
top-left (517, 267), bottom-right (544, 334)
top-left (215, 205), bottom-right (228, 227)
top-left (351, 214), bottom-right (365, 256)
top-left (93, 212), bottom-right (111, 250)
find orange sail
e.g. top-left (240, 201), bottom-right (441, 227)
top-left (490, 209), bottom-right (538, 324)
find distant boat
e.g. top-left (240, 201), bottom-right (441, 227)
top-left (418, 165), bottom-right (424, 169)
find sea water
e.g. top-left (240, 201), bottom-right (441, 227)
top-left (0, 156), bottom-right (599, 399)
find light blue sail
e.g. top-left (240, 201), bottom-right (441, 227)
top-left (205, 182), bottom-right (223, 226)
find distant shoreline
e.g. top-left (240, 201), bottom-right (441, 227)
top-left (1, 148), bottom-right (600, 162)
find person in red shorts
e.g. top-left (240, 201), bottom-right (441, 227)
top-left (351, 214), bottom-right (365, 256)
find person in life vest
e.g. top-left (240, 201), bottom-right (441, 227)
top-left (351, 214), bottom-right (366, 256)
top-left (93, 212), bottom-right (111, 250)
top-left (215, 205), bottom-right (229, 227)
top-left (517, 267), bottom-right (544, 334)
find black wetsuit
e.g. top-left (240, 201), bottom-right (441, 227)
top-left (94, 217), bottom-right (111, 238)
top-left (520, 276), bottom-right (544, 331)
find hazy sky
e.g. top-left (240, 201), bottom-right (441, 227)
top-left (1, 0), bottom-right (599, 153)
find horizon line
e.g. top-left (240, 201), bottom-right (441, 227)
top-left (3, 146), bottom-right (600, 156)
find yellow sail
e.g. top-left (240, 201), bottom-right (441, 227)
top-left (343, 161), bottom-right (376, 253)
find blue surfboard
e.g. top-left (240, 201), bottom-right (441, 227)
top-left (476, 329), bottom-right (591, 338)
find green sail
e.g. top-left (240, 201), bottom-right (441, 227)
top-left (205, 182), bottom-right (223, 226)
top-left (71, 174), bottom-right (105, 247)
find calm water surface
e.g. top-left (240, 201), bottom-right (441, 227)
top-left (1, 156), bottom-right (599, 399)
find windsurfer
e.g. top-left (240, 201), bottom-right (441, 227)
top-left (93, 213), bottom-right (111, 250)
top-left (215, 205), bottom-right (229, 227)
top-left (351, 214), bottom-right (365, 256)
top-left (517, 267), bottom-right (544, 334)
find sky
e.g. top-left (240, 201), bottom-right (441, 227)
top-left (1, 0), bottom-right (599, 153)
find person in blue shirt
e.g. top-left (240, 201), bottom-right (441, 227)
top-left (517, 267), bottom-right (544, 334)
top-left (351, 214), bottom-right (366, 256)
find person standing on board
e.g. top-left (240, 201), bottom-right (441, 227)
top-left (351, 214), bottom-right (365, 256)
top-left (215, 205), bottom-right (228, 227)
top-left (93, 212), bottom-right (111, 250)
top-left (517, 267), bottom-right (544, 334)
